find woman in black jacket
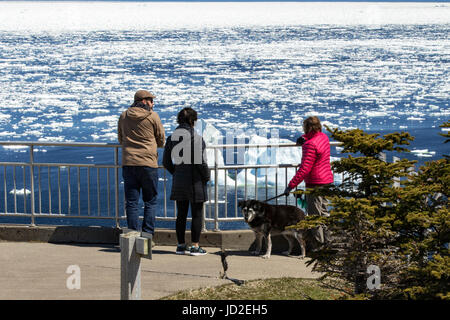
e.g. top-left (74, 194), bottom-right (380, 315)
top-left (163, 108), bottom-right (211, 256)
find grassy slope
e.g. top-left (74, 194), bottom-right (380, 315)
top-left (161, 277), bottom-right (348, 300)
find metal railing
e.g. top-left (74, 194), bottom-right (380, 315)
top-left (0, 140), bottom-right (342, 230)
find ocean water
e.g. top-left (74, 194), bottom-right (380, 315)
top-left (0, 2), bottom-right (449, 229)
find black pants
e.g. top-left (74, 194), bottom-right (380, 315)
top-left (176, 201), bottom-right (204, 244)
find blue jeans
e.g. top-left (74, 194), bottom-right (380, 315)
top-left (122, 166), bottom-right (158, 234)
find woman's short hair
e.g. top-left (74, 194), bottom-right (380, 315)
top-left (177, 107), bottom-right (198, 127)
top-left (303, 116), bottom-right (322, 133)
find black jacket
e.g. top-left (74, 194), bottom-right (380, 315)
top-left (162, 124), bottom-right (211, 203)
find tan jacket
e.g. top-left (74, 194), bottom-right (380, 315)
top-left (118, 104), bottom-right (165, 168)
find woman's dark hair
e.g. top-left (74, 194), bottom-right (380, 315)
top-left (303, 116), bottom-right (322, 133)
top-left (177, 107), bottom-right (198, 127)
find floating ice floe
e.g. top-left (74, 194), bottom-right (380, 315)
top-left (365, 111), bottom-right (388, 117)
top-left (411, 149), bottom-right (436, 158)
top-left (195, 119), bottom-right (235, 186)
top-left (407, 117), bottom-right (426, 121)
top-left (82, 116), bottom-right (117, 124)
top-left (197, 119), bottom-right (302, 187)
top-left (9, 188), bottom-right (31, 196)
top-left (234, 134), bottom-right (302, 187)
top-left (38, 136), bottom-right (66, 142)
top-left (91, 132), bottom-right (117, 141)
top-left (0, 114), bottom-right (11, 121)
top-left (2, 145), bottom-right (28, 150)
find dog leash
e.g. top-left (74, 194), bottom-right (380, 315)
top-left (263, 193), bottom-right (287, 203)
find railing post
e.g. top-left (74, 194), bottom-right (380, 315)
top-left (114, 147), bottom-right (120, 229)
top-left (29, 145), bottom-right (36, 227)
top-left (202, 204), bottom-right (207, 232)
top-left (254, 168), bottom-right (258, 200)
top-left (214, 147), bottom-right (219, 231)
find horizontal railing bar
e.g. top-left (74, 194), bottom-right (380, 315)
top-left (217, 217), bottom-right (245, 222)
top-left (0, 141), bottom-right (119, 148)
top-left (208, 141), bottom-right (342, 148)
top-left (0, 213), bottom-right (217, 222)
top-left (215, 164), bottom-right (298, 170)
top-left (0, 162), bottom-right (120, 168)
top-left (0, 162), bottom-right (29, 166)
top-left (0, 213), bottom-right (126, 219)
top-left (0, 162), bottom-right (299, 170)
top-left (0, 141), bottom-right (342, 149)
top-left (155, 217), bottom-right (215, 222)
top-left (0, 213), bottom-right (35, 218)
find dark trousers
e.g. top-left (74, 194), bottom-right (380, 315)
top-left (176, 201), bottom-right (204, 244)
top-left (122, 166), bottom-right (158, 234)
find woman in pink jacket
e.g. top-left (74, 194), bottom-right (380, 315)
top-left (284, 116), bottom-right (333, 244)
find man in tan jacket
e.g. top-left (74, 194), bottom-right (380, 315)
top-left (118, 89), bottom-right (165, 235)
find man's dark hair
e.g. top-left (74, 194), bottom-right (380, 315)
top-left (177, 107), bottom-right (198, 127)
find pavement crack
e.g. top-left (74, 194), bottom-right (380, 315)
top-left (78, 264), bottom-right (220, 280)
top-left (141, 269), bottom-right (219, 280)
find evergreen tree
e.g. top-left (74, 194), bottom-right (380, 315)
top-left (294, 128), bottom-right (417, 298)
top-left (392, 154), bottom-right (449, 299)
top-left (294, 125), bottom-right (449, 299)
top-left (439, 121), bottom-right (450, 159)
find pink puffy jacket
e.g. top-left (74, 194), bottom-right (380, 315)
top-left (288, 130), bottom-right (333, 189)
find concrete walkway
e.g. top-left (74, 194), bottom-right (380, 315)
top-left (0, 241), bottom-right (320, 300)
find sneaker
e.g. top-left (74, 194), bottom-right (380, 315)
top-left (189, 246), bottom-right (207, 256)
top-left (176, 244), bottom-right (188, 255)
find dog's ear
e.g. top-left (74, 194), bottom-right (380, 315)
top-left (238, 200), bottom-right (244, 208)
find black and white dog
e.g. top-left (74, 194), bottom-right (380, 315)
top-left (238, 199), bottom-right (307, 259)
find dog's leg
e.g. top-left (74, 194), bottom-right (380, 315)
top-left (262, 232), bottom-right (272, 259)
top-left (252, 232), bottom-right (263, 256)
top-left (281, 232), bottom-right (294, 256)
top-left (295, 231), bottom-right (306, 259)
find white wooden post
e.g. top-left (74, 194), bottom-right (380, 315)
top-left (138, 232), bottom-right (153, 260)
top-left (120, 230), bottom-right (152, 300)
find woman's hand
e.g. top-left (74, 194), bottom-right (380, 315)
top-left (283, 187), bottom-right (292, 196)
top-left (296, 136), bottom-right (306, 146)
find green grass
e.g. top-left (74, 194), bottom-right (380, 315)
top-left (161, 277), bottom-right (349, 300)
